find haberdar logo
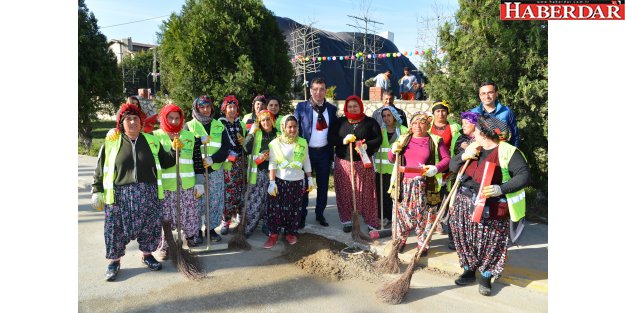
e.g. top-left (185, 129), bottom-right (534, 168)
top-left (500, 1), bottom-right (625, 20)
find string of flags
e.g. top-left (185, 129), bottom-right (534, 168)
top-left (290, 49), bottom-right (445, 63)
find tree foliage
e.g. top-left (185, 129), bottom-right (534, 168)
top-left (422, 0), bottom-right (548, 199)
top-left (119, 50), bottom-right (154, 97)
top-left (158, 0), bottom-right (294, 115)
top-left (78, 0), bottom-right (122, 147)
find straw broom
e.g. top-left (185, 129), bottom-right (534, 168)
top-left (172, 144), bottom-right (204, 280)
top-left (349, 141), bottom-right (372, 245)
top-left (373, 152), bottom-right (403, 274)
top-left (375, 158), bottom-right (471, 304)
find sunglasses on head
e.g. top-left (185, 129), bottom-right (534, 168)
top-left (197, 101), bottom-right (212, 108)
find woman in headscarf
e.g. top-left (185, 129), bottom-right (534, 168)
top-left (266, 96), bottom-right (285, 134)
top-left (450, 115), bottom-right (530, 296)
top-left (243, 95), bottom-right (268, 131)
top-left (328, 95), bottom-right (382, 232)
top-left (152, 104), bottom-right (206, 258)
top-left (243, 109), bottom-right (278, 237)
top-left (183, 95), bottom-right (231, 243)
top-left (374, 106), bottom-right (409, 228)
top-left (91, 103), bottom-right (177, 281)
top-left (217, 95), bottom-right (247, 235)
top-left (388, 111), bottom-right (451, 255)
top-left (264, 115), bottom-right (315, 248)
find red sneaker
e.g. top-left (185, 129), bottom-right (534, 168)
top-left (263, 234), bottom-right (279, 249)
top-left (286, 234), bottom-right (297, 245)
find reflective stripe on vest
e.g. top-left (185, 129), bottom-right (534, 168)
top-left (430, 133), bottom-right (443, 192)
top-left (498, 141), bottom-right (526, 222)
top-left (269, 137), bottom-right (308, 170)
top-left (153, 130), bottom-right (196, 191)
top-left (186, 118), bottom-right (226, 171)
top-left (375, 126), bottom-right (408, 174)
top-left (102, 132), bottom-right (164, 204)
top-left (248, 131), bottom-right (265, 185)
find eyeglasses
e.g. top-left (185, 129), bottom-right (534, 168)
top-left (479, 91), bottom-right (496, 96)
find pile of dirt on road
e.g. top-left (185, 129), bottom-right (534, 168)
top-left (284, 233), bottom-right (381, 283)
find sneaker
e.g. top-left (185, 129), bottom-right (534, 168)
top-left (220, 221), bottom-right (230, 235)
top-left (477, 273), bottom-right (492, 296)
top-left (142, 254), bottom-right (162, 271)
top-left (454, 269), bottom-right (476, 286)
top-left (263, 234), bottom-right (279, 249)
top-left (448, 241), bottom-right (456, 250)
top-left (186, 236), bottom-right (198, 247)
top-left (342, 225), bottom-right (352, 233)
top-left (209, 229), bottom-right (222, 242)
top-left (286, 234), bottom-right (297, 245)
top-left (105, 261), bottom-right (120, 281)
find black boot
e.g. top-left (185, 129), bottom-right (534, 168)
top-left (209, 229), bottom-right (222, 242)
top-left (454, 269), bottom-right (476, 286)
top-left (477, 273), bottom-right (492, 296)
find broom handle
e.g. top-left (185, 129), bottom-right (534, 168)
top-left (393, 153), bottom-right (400, 240)
top-left (411, 158), bottom-right (471, 264)
top-left (175, 142), bottom-right (182, 245)
top-left (204, 141), bottom-right (210, 251)
top-left (379, 150), bottom-right (384, 230)
top-left (349, 142), bottom-right (358, 220)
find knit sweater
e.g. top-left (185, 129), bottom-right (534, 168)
top-left (388, 136), bottom-right (451, 179)
top-left (328, 116), bottom-right (382, 162)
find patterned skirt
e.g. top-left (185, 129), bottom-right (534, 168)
top-left (161, 183), bottom-right (201, 238)
top-left (450, 193), bottom-right (509, 279)
top-left (223, 157), bottom-right (247, 220)
top-left (244, 169), bottom-right (270, 235)
top-left (397, 176), bottom-right (438, 247)
top-left (198, 169), bottom-right (225, 230)
top-left (266, 178), bottom-right (304, 234)
top-left (334, 156), bottom-right (379, 229)
top-left (104, 183), bottom-right (161, 259)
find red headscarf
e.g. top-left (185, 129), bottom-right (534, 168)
top-left (116, 103), bottom-right (144, 132)
top-left (158, 103), bottom-right (184, 133)
top-left (344, 95), bottom-right (366, 123)
top-left (221, 95), bottom-right (240, 117)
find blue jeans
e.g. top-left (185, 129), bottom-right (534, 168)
top-left (301, 145), bottom-right (332, 221)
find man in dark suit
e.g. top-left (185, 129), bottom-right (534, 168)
top-left (294, 77), bottom-right (338, 228)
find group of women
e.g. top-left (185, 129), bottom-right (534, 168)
top-left (92, 93), bottom-right (530, 298)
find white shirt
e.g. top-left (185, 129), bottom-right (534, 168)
top-left (309, 109), bottom-right (329, 148)
top-left (269, 140), bottom-right (312, 181)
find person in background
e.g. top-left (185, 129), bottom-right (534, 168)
top-left (329, 95), bottom-right (382, 232)
top-left (183, 95), bottom-right (230, 243)
top-left (371, 90), bottom-right (408, 128)
top-left (243, 95), bottom-right (268, 131)
top-left (293, 77), bottom-right (338, 228)
top-left (388, 112), bottom-right (450, 254)
top-left (399, 67), bottom-right (418, 100)
top-left (374, 106), bottom-right (408, 227)
top-left (264, 115), bottom-right (314, 248)
top-left (266, 96), bottom-right (285, 134)
top-left (243, 109), bottom-right (278, 237)
top-left (217, 95), bottom-right (247, 235)
top-left (449, 115), bottom-right (529, 296)
top-left (127, 96), bottom-right (158, 133)
top-left (470, 81), bottom-right (519, 147)
top-left (374, 69), bottom-right (392, 92)
top-left (91, 103), bottom-right (177, 281)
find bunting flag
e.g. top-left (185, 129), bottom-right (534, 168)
top-left (290, 49), bottom-right (445, 63)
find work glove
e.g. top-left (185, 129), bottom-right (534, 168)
top-left (91, 193), bottom-right (104, 211)
top-left (172, 137), bottom-right (184, 151)
top-left (105, 129), bottom-right (120, 141)
top-left (356, 139), bottom-right (367, 154)
top-left (249, 122), bottom-right (258, 135)
top-left (200, 135), bottom-right (211, 145)
top-left (343, 134), bottom-right (356, 145)
top-left (307, 176), bottom-right (316, 192)
top-left (482, 185), bottom-right (503, 198)
top-left (391, 142), bottom-right (404, 154)
top-left (236, 133), bottom-right (244, 146)
top-left (193, 184), bottom-right (205, 199)
top-left (267, 180), bottom-right (278, 197)
top-left (461, 142), bottom-right (480, 161)
top-left (424, 165), bottom-right (438, 177)
top-left (203, 156), bottom-right (214, 168)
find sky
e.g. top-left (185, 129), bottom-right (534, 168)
top-left (86, 0), bottom-right (459, 68)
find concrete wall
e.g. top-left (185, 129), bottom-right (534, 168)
top-left (289, 100), bottom-right (447, 121)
